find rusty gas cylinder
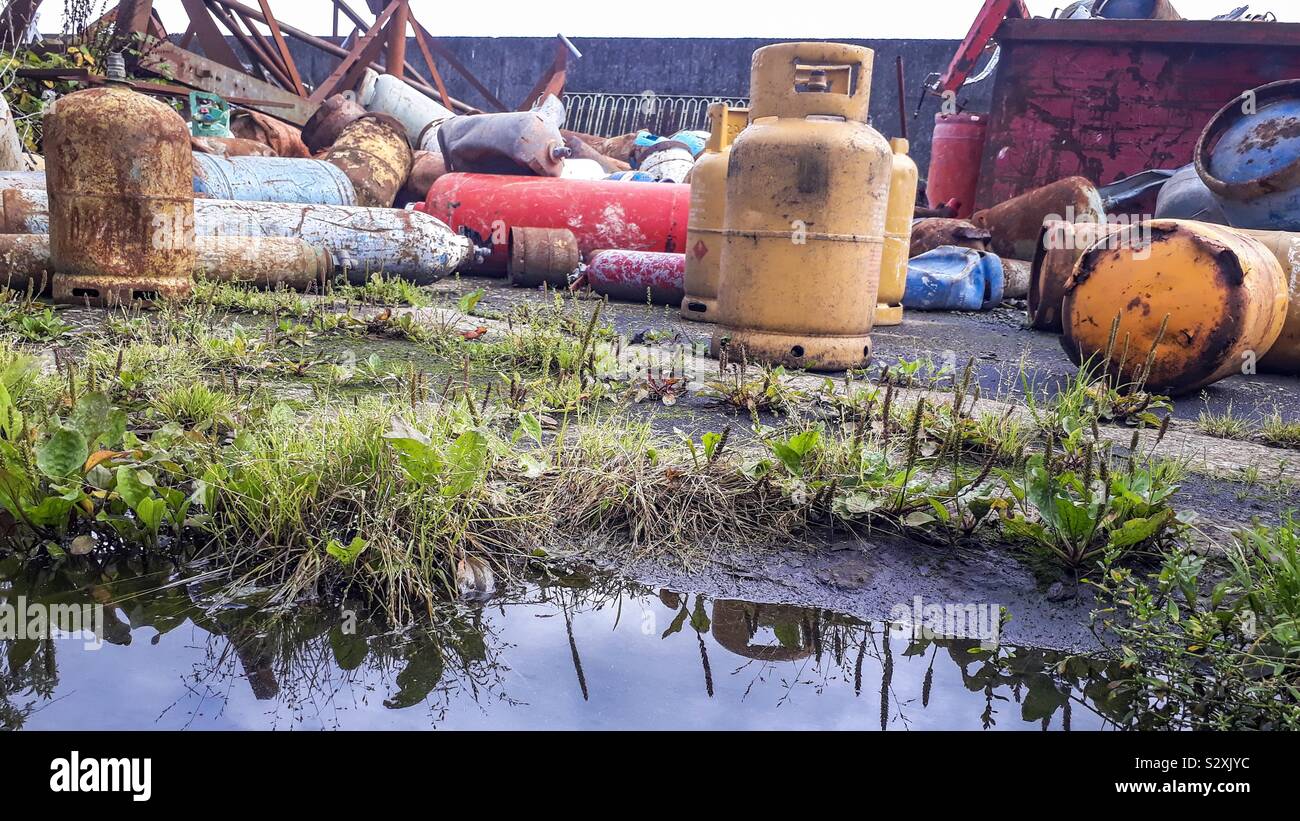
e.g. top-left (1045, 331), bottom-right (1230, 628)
top-left (1062, 220), bottom-right (1288, 395)
top-left (972, 177), bottom-right (1105, 261)
top-left (681, 103), bottom-right (747, 323)
top-left (876, 137), bottom-right (919, 326)
top-left (1028, 220), bottom-right (1127, 332)
top-left (712, 42), bottom-right (891, 371)
top-left (508, 226), bottom-right (581, 288)
top-left (323, 113), bottom-right (413, 208)
top-left (45, 76), bottom-right (196, 307)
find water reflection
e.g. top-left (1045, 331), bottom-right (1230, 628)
top-left (1, 558), bottom-right (1132, 730)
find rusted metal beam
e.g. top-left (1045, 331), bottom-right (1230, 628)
top-left (410, 17), bottom-right (507, 112)
top-left (309, 0), bottom-right (400, 103)
top-left (411, 21), bottom-right (452, 116)
top-left (386, 0), bottom-right (408, 79)
top-left (997, 18), bottom-right (1300, 46)
top-left (206, 0), bottom-right (478, 113)
top-left (206, 1), bottom-right (274, 84)
top-left (517, 35), bottom-right (579, 111)
top-left (138, 39), bottom-right (317, 124)
top-left (113, 0), bottom-right (156, 48)
top-left (178, 0), bottom-right (248, 73)
top-left (257, 0), bottom-right (306, 96)
top-left (232, 6), bottom-right (289, 77)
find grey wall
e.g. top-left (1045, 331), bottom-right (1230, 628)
top-left (264, 36), bottom-right (992, 174)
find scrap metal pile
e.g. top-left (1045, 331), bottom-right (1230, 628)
top-left (0, 0), bottom-right (1297, 399)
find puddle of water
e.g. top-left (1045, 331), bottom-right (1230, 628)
top-left (1, 559), bottom-right (1127, 730)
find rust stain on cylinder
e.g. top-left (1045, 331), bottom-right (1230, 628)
top-left (0, 234), bottom-right (52, 293)
top-left (323, 113), bottom-right (413, 208)
top-left (508, 226), bottom-right (581, 288)
top-left (45, 84), bottom-right (196, 307)
top-left (302, 94), bottom-right (368, 155)
top-left (972, 176), bottom-right (1105, 261)
top-left (196, 236), bottom-right (334, 291)
top-left (909, 218), bottom-right (991, 258)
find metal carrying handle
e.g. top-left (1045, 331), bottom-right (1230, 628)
top-left (747, 42), bottom-right (874, 122)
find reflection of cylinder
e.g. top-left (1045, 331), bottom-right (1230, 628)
top-left (507, 226), bottom-right (580, 289)
top-left (1, 234), bottom-right (335, 293)
top-left (710, 600), bottom-right (814, 663)
top-left (1063, 220), bottom-right (1288, 394)
top-left (578, 249), bottom-right (684, 305)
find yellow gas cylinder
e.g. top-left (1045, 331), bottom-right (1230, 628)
top-left (1061, 220), bottom-right (1288, 395)
top-left (45, 61), bottom-right (195, 307)
top-left (681, 103), bottom-right (747, 322)
top-left (876, 137), bottom-right (919, 326)
top-left (711, 43), bottom-right (891, 371)
top-left (1239, 229), bottom-right (1300, 375)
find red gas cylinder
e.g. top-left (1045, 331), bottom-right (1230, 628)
top-left (574, 249), bottom-right (685, 305)
top-left (927, 112), bottom-right (988, 219)
top-left (420, 173), bottom-right (690, 274)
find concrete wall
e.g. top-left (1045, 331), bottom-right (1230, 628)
top-left (269, 36), bottom-right (993, 174)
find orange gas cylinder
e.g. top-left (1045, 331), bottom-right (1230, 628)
top-left (1062, 220), bottom-right (1288, 395)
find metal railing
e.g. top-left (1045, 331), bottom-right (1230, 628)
top-left (562, 92), bottom-right (750, 137)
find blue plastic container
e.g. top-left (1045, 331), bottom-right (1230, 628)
top-left (903, 246), bottom-right (1004, 312)
top-left (192, 154), bottom-right (357, 205)
top-left (606, 170), bottom-right (658, 182)
top-left (1196, 80), bottom-right (1300, 231)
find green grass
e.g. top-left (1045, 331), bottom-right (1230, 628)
top-left (1260, 412), bottom-right (1300, 449)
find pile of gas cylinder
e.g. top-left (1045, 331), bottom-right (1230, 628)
top-left (5, 43), bottom-right (1298, 397)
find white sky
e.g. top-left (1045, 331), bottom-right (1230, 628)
top-left (39, 0), bottom-right (1296, 39)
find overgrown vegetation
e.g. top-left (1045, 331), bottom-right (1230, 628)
top-left (1, 284), bottom-right (1297, 728)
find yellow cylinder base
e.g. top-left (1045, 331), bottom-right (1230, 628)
top-left (874, 303), bottom-right (904, 326)
top-left (711, 326), bottom-right (872, 372)
top-left (680, 294), bottom-right (720, 322)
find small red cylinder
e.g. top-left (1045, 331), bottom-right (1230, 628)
top-left (927, 112), bottom-right (988, 219)
top-left (420, 173), bottom-right (691, 274)
top-left (580, 249), bottom-right (685, 305)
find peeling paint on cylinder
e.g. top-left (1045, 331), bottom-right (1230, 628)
top-left (909, 218), bottom-right (990, 258)
top-left (45, 84), bottom-right (196, 307)
top-left (192, 153), bottom-right (357, 205)
top-left (421, 173), bottom-right (689, 274)
top-left (1062, 220), bottom-right (1289, 395)
top-left (1, 187), bottom-right (49, 233)
top-left (580, 249), bottom-right (684, 305)
top-left (0, 171), bottom-right (45, 190)
top-left (323, 114), bottom-right (413, 208)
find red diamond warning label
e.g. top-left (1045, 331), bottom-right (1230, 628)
top-left (693, 240), bottom-right (709, 260)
